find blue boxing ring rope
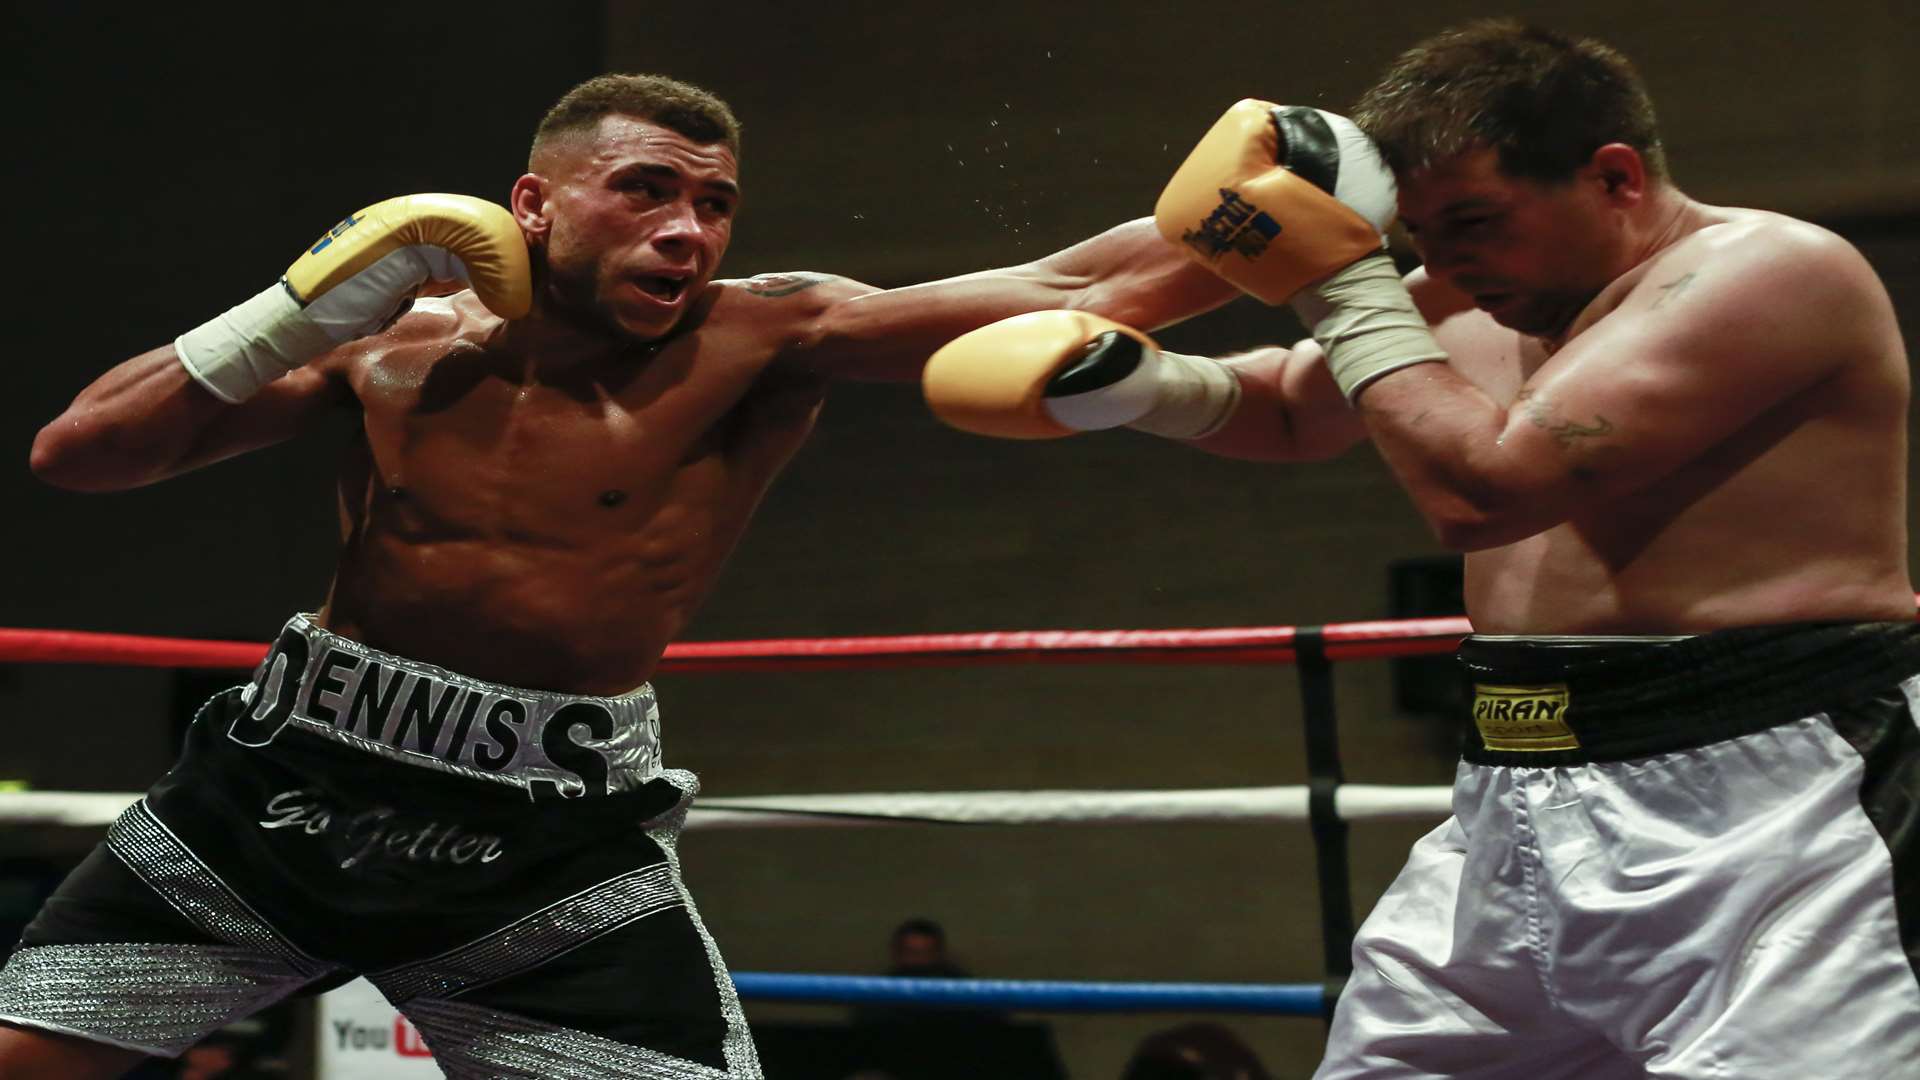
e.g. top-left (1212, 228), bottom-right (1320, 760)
top-left (731, 973), bottom-right (1326, 1016)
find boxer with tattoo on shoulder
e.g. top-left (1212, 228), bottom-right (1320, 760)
top-left (11, 74), bottom-right (1236, 1079)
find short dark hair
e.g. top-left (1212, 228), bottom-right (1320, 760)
top-left (530, 73), bottom-right (742, 167)
top-left (891, 918), bottom-right (944, 943)
top-left (1352, 20), bottom-right (1667, 184)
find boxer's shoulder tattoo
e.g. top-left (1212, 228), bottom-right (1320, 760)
top-left (742, 272), bottom-right (834, 298)
top-left (1650, 271), bottom-right (1698, 310)
top-left (1515, 388), bottom-right (1614, 450)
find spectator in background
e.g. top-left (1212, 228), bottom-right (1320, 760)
top-left (884, 918), bottom-right (966, 978)
top-left (850, 918), bottom-right (1004, 1028)
top-left (1120, 1023), bottom-right (1274, 1080)
top-left (843, 917), bottom-right (1065, 1080)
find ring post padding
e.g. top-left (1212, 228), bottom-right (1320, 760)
top-left (1293, 625), bottom-right (1354, 1022)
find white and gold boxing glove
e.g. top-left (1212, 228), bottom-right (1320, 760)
top-left (1158, 102), bottom-right (1446, 400)
top-left (175, 194), bottom-right (531, 403)
top-left (923, 310), bottom-right (1240, 440)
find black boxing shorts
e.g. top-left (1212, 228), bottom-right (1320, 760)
top-left (0, 614), bottom-right (764, 1078)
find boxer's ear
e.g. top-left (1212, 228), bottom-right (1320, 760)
top-left (510, 174), bottom-right (552, 240)
top-left (1587, 144), bottom-right (1646, 204)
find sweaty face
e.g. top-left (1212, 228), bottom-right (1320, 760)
top-left (532, 116), bottom-right (740, 342)
top-left (1397, 148), bottom-right (1623, 338)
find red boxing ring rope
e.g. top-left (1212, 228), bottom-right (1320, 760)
top-left (7, 599), bottom-right (1915, 671)
top-left (0, 617), bottom-right (1479, 672)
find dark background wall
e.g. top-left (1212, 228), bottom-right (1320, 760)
top-left (8, 2), bottom-right (1918, 1076)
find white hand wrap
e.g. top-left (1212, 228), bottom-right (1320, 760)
top-left (1041, 347), bottom-right (1241, 440)
top-left (174, 246), bottom-right (470, 404)
top-left (1289, 253), bottom-right (1448, 401)
top-left (174, 284), bottom-right (335, 405)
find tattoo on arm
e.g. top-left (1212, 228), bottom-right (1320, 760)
top-left (1515, 389), bottom-right (1613, 449)
top-left (1650, 271), bottom-right (1697, 310)
top-left (743, 273), bottom-right (834, 298)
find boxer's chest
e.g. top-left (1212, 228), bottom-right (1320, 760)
top-left (349, 331), bottom-right (780, 530)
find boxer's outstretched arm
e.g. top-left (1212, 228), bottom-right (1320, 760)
top-left (781, 217), bottom-right (1241, 381)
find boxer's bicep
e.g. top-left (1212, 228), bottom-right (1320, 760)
top-left (1504, 245), bottom-right (1854, 500)
top-left (786, 270), bottom-right (1075, 382)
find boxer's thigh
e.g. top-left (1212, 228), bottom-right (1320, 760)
top-left (382, 836), bottom-right (760, 1078)
top-left (0, 843), bottom-right (327, 1061)
top-left (1317, 797), bottom-right (1641, 1080)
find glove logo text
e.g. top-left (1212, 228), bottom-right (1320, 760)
top-left (1181, 188), bottom-right (1281, 263)
top-left (308, 213), bottom-right (363, 256)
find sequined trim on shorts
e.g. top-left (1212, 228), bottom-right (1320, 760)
top-left (105, 801), bottom-right (328, 976)
top-left (648, 809), bottom-right (761, 1078)
top-left (401, 996), bottom-right (751, 1079)
top-left (372, 864), bottom-right (686, 1004)
top-left (0, 943), bottom-right (315, 1057)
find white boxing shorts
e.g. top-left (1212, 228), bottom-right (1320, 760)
top-left (1317, 621), bottom-right (1920, 1079)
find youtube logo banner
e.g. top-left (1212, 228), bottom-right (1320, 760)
top-left (316, 978), bottom-right (441, 1078)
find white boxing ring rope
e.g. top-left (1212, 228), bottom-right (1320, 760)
top-left (0, 784), bottom-right (1455, 832)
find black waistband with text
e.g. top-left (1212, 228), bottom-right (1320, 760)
top-left (1456, 621), bottom-right (1920, 765)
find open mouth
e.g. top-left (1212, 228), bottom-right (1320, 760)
top-left (629, 273), bottom-right (690, 302)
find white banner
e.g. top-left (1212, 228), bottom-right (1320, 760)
top-left (315, 977), bottom-right (441, 1078)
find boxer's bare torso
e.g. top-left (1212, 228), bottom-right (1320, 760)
top-left (317, 279), bottom-right (848, 693)
top-left (1407, 206), bottom-right (1912, 633)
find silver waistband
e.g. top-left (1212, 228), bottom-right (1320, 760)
top-left (229, 614), bottom-right (662, 799)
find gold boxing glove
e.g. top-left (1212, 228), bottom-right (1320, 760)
top-left (177, 194), bottom-right (530, 403)
top-left (924, 310), bottom-right (1239, 441)
top-left (1154, 101), bottom-right (1393, 305)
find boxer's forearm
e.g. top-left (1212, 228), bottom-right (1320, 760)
top-left (802, 220), bottom-right (1237, 383)
top-left (1184, 345), bottom-right (1366, 462)
top-left (1356, 366), bottom-right (1578, 549)
top-left (1024, 218), bottom-right (1242, 331)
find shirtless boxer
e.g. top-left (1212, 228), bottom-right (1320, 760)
top-left (9, 75), bottom-right (1235, 1079)
top-left (929, 21), bottom-right (1919, 1078)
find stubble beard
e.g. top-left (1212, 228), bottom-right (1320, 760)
top-left (543, 257), bottom-right (670, 346)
